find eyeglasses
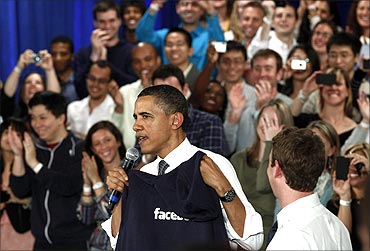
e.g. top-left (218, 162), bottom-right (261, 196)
top-left (165, 42), bottom-right (187, 48)
top-left (312, 31), bottom-right (332, 39)
top-left (86, 74), bottom-right (110, 84)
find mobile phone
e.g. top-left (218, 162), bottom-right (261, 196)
top-left (336, 156), bottom-right (350, 180)
top-left (212, 41), bottom-right (227, 53)
top-left (316, 73), bottom-right (336, 86)
top-left (360, 44), bottom-right (370, 58)
top-left (363, 59), bottom-right (370, 70)
top-left (291, 59), bottom-right (307, 70)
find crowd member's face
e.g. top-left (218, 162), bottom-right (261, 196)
top-left (23, 73), bottom-right (44, 104)
top-left (237, 0), bottom-right (252, 17)
top-left (320, 74), bottom-right (349, 107)
top-left (94, 10), bottom-right (122, 40)
top-left (153, 77), bottom-right (184, 94)
top-left (164, 32), bottom-right (193, 68)
top-left (133, 95), bottom-right (175, 158)
top-left (176, 0), bottom-right (204, 26)
top-left (240, 6), bottom-right (264, 39)
top-left (288, 49), bottom-right (312, 81)
top-left (51, 42), bottom-right (73, 74)
top-left (86, 65), bottom-right (111, 101)
top-left (311, 23), bottom-right (334, 55)
top-left (311, 128), bottom-right (335, 158)
top-left (252, 56), bottom-right (282, 86)
top-left (348, 149), bottom-right (369, 188)
top-left (123, 6), bottom-right (143, 31)
top-left (1, 129), bottom-right (10, 152)
top-left (201, 82), bottom-right (226, 115)
top-left (131, 44), bottom-right (161, 87)
top-left (315, 1), bottom-right (332, 20)
top-left (211, 0), bottom-right (226, 9)
top-left (30, 105), bottom-right (65, 144)
top-left (356, 0), bottom-right (370, 30)
top-left (217, 50), bottom-right (246, 84)
top-left (91, 128), bottom-right (121, 165)
top-left (328, 45), bottom-right (357, 75)
top-left (273, 5), bottom-right (296, 36)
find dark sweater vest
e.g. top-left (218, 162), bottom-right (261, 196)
top-left (116, 151), bottom-right (230, 251)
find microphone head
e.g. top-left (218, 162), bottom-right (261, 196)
top-left (125, 147), bottom-right (140, 161)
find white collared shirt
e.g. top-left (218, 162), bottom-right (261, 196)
top-left (102, 138), bottom-right (264, 250)
top-left (267, 193), bottom-right (352, 250)
top-left (67, 95), bottom-right (115, 136)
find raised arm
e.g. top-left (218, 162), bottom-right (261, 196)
top-left (38, 50), bottom-right (61, 93)
top-left (290, 71), bottom-right (320, 116)
top-left (4, 49), bottom-right (34, 98)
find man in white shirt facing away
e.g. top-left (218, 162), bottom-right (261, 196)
top-left (266, 127), bottom-right (352, 250)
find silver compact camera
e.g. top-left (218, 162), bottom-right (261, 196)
top-left (31, 53), bottom-right (43, 63)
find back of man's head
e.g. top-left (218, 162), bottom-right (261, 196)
top-left (151, 64), bottom-right (186, 89)
top-left (93, 0), bottom-right (120, 20)
top-left (29, 91), bottom-right (67, 120)
top-left (326, 32), bottom-right (362, 56)
top-left (271, 127), bottom-right (325, 192)
top-left (138, 85), bottom-right (188, 129)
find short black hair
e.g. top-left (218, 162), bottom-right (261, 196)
top-left (218, 41), bottom-right (247, 62)
top-left (89, 60), bottom-right (113, 80)
top-left (121, 0), bottom-right (146, 16)
top-left (50, 35), bottom-right (74, 53)
top-left (138, 85), bottom-right (188, 129)
top-left (165, 27), bottom-right (192, 48)
top-left (326, 32), bottom-right (362, 55)
top-left (93, 0), bottom-right (121, 20)
top-left (151, 64), bottom-right (186, 89)
top-left (28, 91), bottom-right (67, 119)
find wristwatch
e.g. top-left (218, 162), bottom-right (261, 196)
top-left (219, 188), bottom-right (236, 202)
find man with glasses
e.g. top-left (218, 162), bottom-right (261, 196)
top-left (67, 61), bottom-right (115, 139)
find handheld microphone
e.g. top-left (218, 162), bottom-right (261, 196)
top-left (108, 147), bottom-right (140, 211)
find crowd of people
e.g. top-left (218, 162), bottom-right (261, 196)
top-left (0, 0), bottom-right (369, 250)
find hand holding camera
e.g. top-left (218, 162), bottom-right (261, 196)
top-left (301, 71), bottom-right (322, 97)
top-left (91, 29), bottom-right (109, 61)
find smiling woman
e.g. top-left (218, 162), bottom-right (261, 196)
top-left (199, 80), bottom-right (227, 121)
top-left (78, 120), bottom-right (126, 251)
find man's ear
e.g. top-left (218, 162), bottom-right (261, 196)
top-left (273, 159), bottom-right (284, 178)
top-left (171, 112), bottom-right (184, 129)
top-left (276, 68), bottom-right (284, 81)
top-left (58, 114), bottom-right (67, 126)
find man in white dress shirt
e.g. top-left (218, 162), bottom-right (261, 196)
top-left (266, 127), bottom-right (352, 250)
top-left (102, 84), bottom-right (263, 250)
top-left (67, 60), bottom-right (115, 139)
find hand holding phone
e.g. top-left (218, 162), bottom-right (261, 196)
top-left (336, 156), bottom-right (350, 180)
top-left (211, 41), bottom-right (227, 53)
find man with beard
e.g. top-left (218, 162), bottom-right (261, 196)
top-left (74, 0), bottom-right (137, 99)
top-left (136, 0), bottom-right (224, 70)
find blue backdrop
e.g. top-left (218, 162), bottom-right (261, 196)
top-left (0, 0), bottom-right (351, 84)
